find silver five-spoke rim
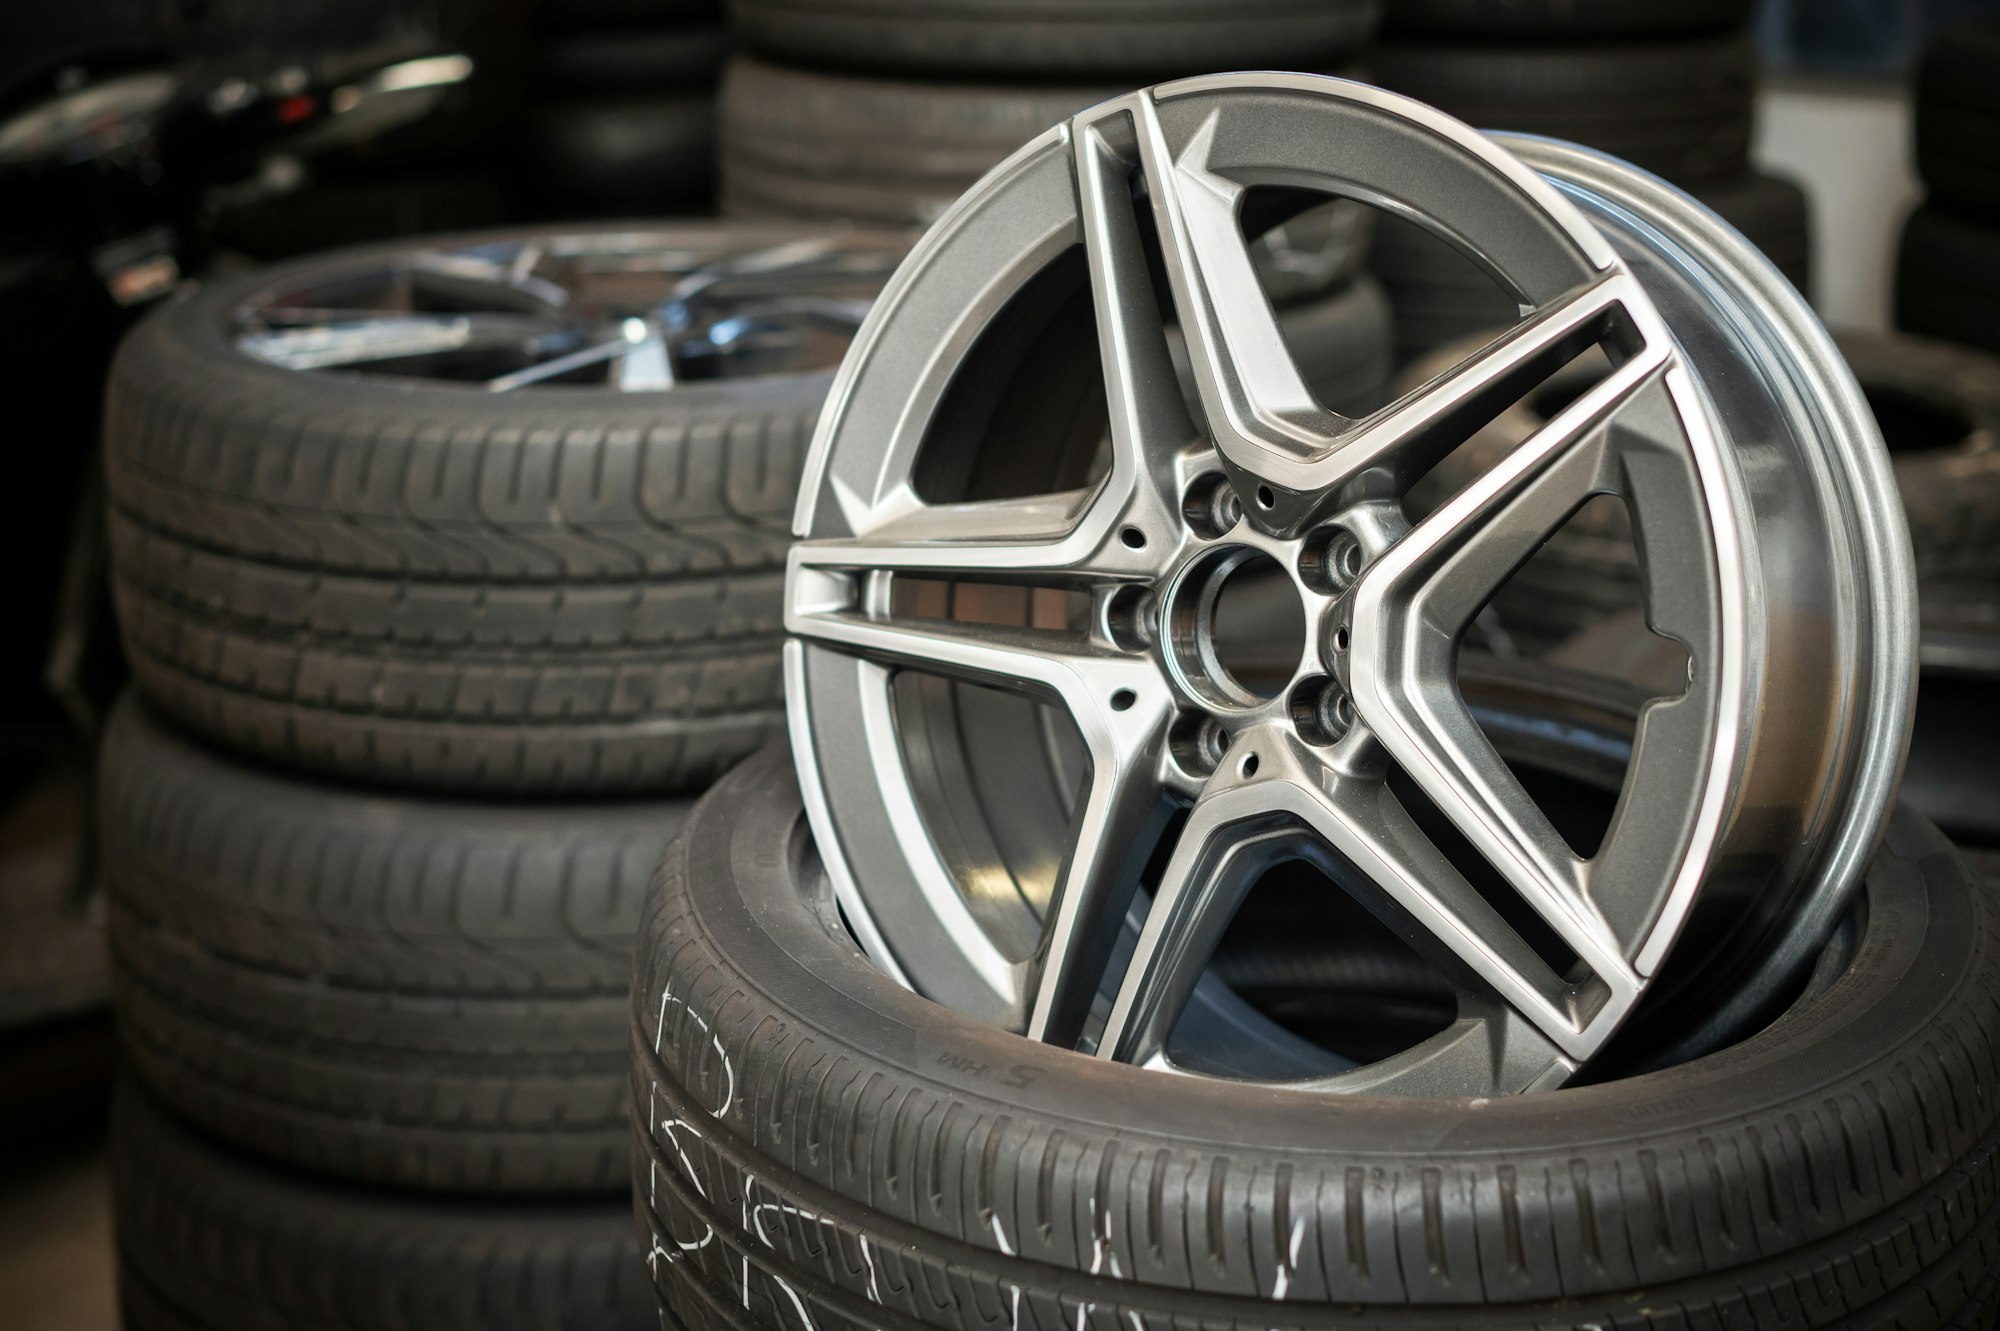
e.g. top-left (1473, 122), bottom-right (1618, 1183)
top-left (786, 76), bottom-right (1915, 1095)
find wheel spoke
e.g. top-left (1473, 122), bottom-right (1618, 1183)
top-left (1019, 748), bottom-right (1178, 1046)
top-left (485, 338), bottom-right (628, 391)
top-left (1349, 353), bottom-right (1670, 1001)
top-left (1128, 97), bottom-right (1344, 490)
top-left (789, 489), bottom-right (1137, 580)
top-left (1097, 739), bottom-right (1609, 1068)
top-left (1335, 274), bottom-right (1646, 494)
top-left (1075, 114), bottom-right (1203, 505)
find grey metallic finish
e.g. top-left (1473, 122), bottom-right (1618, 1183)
top-left (786, 77), bottom-right (1915, 1093)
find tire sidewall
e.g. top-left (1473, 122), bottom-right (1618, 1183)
top-left (656, 746), bottom-right (1985, 1164)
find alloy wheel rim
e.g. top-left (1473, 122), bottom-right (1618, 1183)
top-left (233, 225), bottom-right (908, 391)
top-left (785, 76), bottom-right (1915, 1094)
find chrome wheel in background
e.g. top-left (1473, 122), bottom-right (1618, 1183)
top-left (785, 75), bottom-right (1915, 1093)
top-left (234, 226), bottom-right (908, 391)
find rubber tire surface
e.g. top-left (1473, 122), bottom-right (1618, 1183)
top-left (0, 760), bottom-right (101, 1030)
top-left (1898, 204), bottom-right (2000, 357)
top-left (1385, 0), bottom-right (1755, 38)
top-left (541, 0), bottom-right (719, 30)
top-left (521, 96), bottom-right (717, 215)
top-left (114, 1082), bottom-right (656, 1331)
top-left (1282, 276), bottom-right (1395, 416)
top-left (1690, 170), bottom-right (1812, 294)
top-left (1375, 36), bottom-right (1756, 184)
top-left (535, 25), bottom-right (729, 95)
top-left (1914, 18), bottom-right (2000, 214)
top-left (725, 0), bottom-right (1379, 79)
top-left (104, 226), bottom-right (817, 796)
top-left (718, 56), bottom-right (1372, 299)
top-left (209, 173), bottom-right (514, 264)
top-left (720, 57), bottom-right (1125, 225)
top-left (102, 692), bottom-right (686, 1193)
top-left (632, 747), bottom-right (2000, 1326)
top-left (1839, 330), bottom-right (2000, 581)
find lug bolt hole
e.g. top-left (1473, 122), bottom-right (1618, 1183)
top-left (1290, 675), bottom-right (1354, 746)
top-left (1105, 585), bottom-right (1153, 653)
top-left (1110, 688), bottom-right (1136, 712)
top-left (1169, 713), bottom-right (1232, 776)
top-left (1180, 474), bottom-right (1241, 540)
top-left (1299, 525), bottom-right (1365, 594)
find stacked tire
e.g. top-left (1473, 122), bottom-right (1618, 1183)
top-left (717, 0), bottom-right (1399, 414)
top-left (98, 227), bottom-right (839, 1331)
top-left (521, 0), bottom-right (729, 216)
top-left (1897, 18), bottom-right (2000, 357)
top-left (1373, 0), bottom-right (1810, 361)
top-left (628, 749), bottom-right (2000, 1329)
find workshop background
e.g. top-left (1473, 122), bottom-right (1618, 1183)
top-left (4, 1), bottom-right (1999, 1328)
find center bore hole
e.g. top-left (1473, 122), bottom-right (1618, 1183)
top-left (1192, 550), bottom-right (1306, 704)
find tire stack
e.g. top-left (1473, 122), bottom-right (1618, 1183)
top-left (715, 0), bottom-right (1400, 414)
top-left (95, 229), bottom-right (834, 1331)
top-left (629, 750), bottom-right (2000, 1329)
top-left (520, 0), bottom-right (729, 217)
top-left (1897, 17), bottom-right (2000, 357)
top-left (1373, 0), bottom-right (1810, 363)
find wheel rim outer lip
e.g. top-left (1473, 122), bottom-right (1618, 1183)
top-left (1506, 133), bottom-right (1916, 1055)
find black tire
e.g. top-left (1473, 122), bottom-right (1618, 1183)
top-left (113, 1081), bottom-right (655, 1331)
top-left (521, 96), bottom-right (716, 215)
top-left (209, 173), bottom-right (515, 264)
top-left (104, 224), bottom-right (827, 796)
top-left (1375, 36), bottom-right (1757, 184)
top-left (1690, 170), bottom-right (1812, 295)
top-left (1838, 330), bottom-right (2000, 581)
top-left (102, 692), bottom-right (687, 1193)
top-left (1384, 0), bottom-right (1755, 39)
top-left (1898, 203), bottom-right (2000, 357)
top-left (1284, 275), bottom-right (1396, 416)
top-left (539, 0), bottom-right (720, 33)
top-left (720, 56), bottom-right (1123, 225)
top-left (0, 760), bottom-right (101, 1031)
top-left (1368, 213), bottom-right (1517, 363)
top-left (1914, 18), bottom-right (2000, 215)
top-left (725, 0), bottom-right (1379, 79)
top-left (632, 746), bottom-right (2000, 1327)
top-left (535, 25), bottom-right (730, 96)
top-left (718, 56), bottom-right (1371, 299)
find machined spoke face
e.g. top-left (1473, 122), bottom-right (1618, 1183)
top-left (790, 74), bottom-right (1905, 1098)
top-left (1094, 740), bottom-right (1592, 1089)
top-left (1348, 347), bottom-right (1674, 1015)
top-left (1125, 99), bottom-right (1347, 499)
